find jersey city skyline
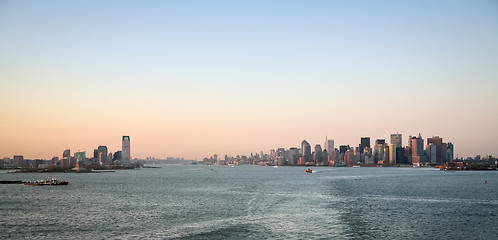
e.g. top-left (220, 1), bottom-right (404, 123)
top-left (1, 1), bottom-right (497, 160)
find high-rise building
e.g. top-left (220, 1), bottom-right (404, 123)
top-left (13, 155), bottom-right (26, 168)
top-left (288, 147), bottom-right (299, 166)
top-left (427, 143), bottom-right (437, 164)
top-left (374, 139), bottom-right (385, 162)
top-left (411, 134), bottom-right (424, 157)
top-left (339, 145), bottom-right (348, 155)
top-left (411, 134), bottom-right (424, 165)
top-left (322, 149), bottom-right (329, 166)
top-left (113, 151), bottom-right (122, 161)
top-left (427, 136), bottom-right (443, 165)
top-left (97, 146), bottom-right (108, 165)
top-left (389, 144), bottom-right (397, 164)
top-left (63, 149), bottom-right (71, 159)
top-left (301, 140), bottom-right (312, 163)
top-left (360, 137), bottom-right (370, 153)
top-left (122, 136), bottom-right (131, 165)
top-left (390, 133), bottom-right (402, 148)
top-left (324, 137), bottom-right (334, 157)
top-left (447, 142), bottom-right (454, 163)
top-left (314, 144), bottom-right (323, 164)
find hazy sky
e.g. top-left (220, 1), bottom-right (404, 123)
top-left (1, 0), bottom-right (497, 160)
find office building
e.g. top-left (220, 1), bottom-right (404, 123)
top-left (427, 136), bottom-right (443, 165)
top-left (339, 145), bottom-right (348, 155)
top-left (301, 140), bottom-right (312, 163)
top-left (389, 144), bottom-right (397, 164)
top-left (360, 137), bottom-right (370, 153)
top-left (13, 155), bottom-right (26, 168)
top-left (427, 143), bottom-right (437, 164)
top-left (288, 147), bottom-right (299, 166)
top-left (97, 146), bottom-right (108, 165)
top-left (122, 136), bottom-right (131, 165)
top-left (314, 144), bottom-right (323, 164)
top-left (447, 142), bottom-right (454, 163)
top-left (324, 137), bottom-right (334, 157)
top-left (63, 149), bottom-right (71, 159)
top-left (390, 133), bottom-right (402, 148)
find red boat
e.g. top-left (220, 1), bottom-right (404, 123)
top-left (305, 169), bottom-right (312, 173)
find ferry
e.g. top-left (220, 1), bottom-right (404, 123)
top-left (24, 178), bottom-right (69, 186)
top-left (305, 169), bottom-right (312, 173)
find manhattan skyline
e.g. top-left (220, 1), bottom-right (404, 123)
top-left (1, 0), bottom-right (497, 160)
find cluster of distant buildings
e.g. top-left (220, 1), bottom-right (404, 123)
top-left (204, 133), bottom-right (463, 167)
top-left (2, 136), bottom-right (132, 169)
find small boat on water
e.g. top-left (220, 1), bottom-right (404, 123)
top-left (305, 169), bottom-right (312, 173)
top-left (24, 178), bottom-right (69, 186)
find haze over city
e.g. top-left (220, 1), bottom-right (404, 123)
top-left (1, 0), bottom-right (497, 160)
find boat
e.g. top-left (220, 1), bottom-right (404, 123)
top-left (24, 178), bottom-right (69, 186)
top-left (305, 169), bottom-right (312, 173)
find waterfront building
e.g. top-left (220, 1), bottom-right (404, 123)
top-left (404, 147), bottom-right (412, 164)
top-left (288, 147), bottom-right (299, 166)
top-left (447, 142), bottom-right (454, 163)
top-left (427, 143), bottom-right (437, 164)
top-left (383, 145), bottom-right (390, 164)
top-left (113, 151), bottom-right (122, 161)
top-left (390, 133), bottom-right (402, 148)
top-left (324, 137), bottom-right (334, 157)
top-left (298, 156), bottom-right (305, 166)
top-left (97, 146), bottom-right (108, 165)
top-left (339, 145), bottom-right (348, 155)
top-left (427, 136), bottom-right (443, 165)
top-left (389, 144), bottom-right (397, 164)
top-left (344, 148), bottom-right (354, 165)
top-left (276, 156), bottom-right (285, 166)
top-left (314, 144), bottom-right (323, 165)
top-left (374, 139), bottom-right (385, 162)
top-left (360, 137), bottom-right (370, 153)
top-left (411, 134), bottom-right (424, 157)
top-left (61, 157), bottom-right (70, 167)
top-left (13, 155), bottom-right (26, 168)
top-left (122, 136), bottom-right (131, 165)
top-left (63, 149), bottom-right (71, 159)
top-left (301, 140), bottom-right (312, 163)
top-left (321, 149), bottom-right (328, 166)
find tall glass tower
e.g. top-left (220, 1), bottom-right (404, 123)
top-left (122, 136), bottom-right (131, 165)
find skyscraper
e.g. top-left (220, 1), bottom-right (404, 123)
top-left (63, 149), bottom-right (71, 159)
top-left (339, 145), bottom-right (348, 154)
top-left (97, 146), bottom-right (108, 165)
top-left (427, 143), bottom-right (437, 164)
top-left (447, 142), bottom-right (454, 163)
top-left (411, 134), bottom-right (424, 165)
top-left (411, 134), bottom-right (424, 157)
top-left (427, 136), bottom-right (443, 165)
top-left (390, 133), bottom-right (402, 148)
top-left (360, 137), bottom-right (370, 153)
top-left (314, 144), bottom-right (323, 164)
top-left (301, 140), bottom-right (312, 163)
top-left (389, 144), bottom-right (397, 164)
top-left (122, 136), bottom-right (131, 165)
top-left (324, 137), bottom-right (334, 156)
top-left (288, 147), bottom-right (299, 166)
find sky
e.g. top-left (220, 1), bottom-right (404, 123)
top-left (1, 0), bottom-right (497, 160)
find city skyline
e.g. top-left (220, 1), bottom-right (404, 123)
top-left (1, 1), bottom-right (497, 159)
top-left (0, 132), bottom-right (470, 161)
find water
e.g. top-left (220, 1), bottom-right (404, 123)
top-left (1, 166), bottom-right (497, 239)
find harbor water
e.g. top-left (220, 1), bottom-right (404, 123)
top-left (1, 166), bottom-right (497, 239)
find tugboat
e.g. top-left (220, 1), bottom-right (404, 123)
top-left (305, 169), bottom-right (312, 173)
top-left (24, 178), bottom-right (69, 186)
